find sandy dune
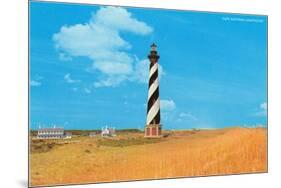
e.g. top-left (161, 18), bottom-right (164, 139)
top-left (30, 127), bottom-right (267, 187)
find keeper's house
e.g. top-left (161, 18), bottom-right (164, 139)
top-left (37, 127), bottom-right (65, 139)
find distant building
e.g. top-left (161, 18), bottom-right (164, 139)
top-left (89, 132), bottom-right (97, 137)
top-left (37, 127), bottom-right (64, 139)
top-left (101, 126), bottom-right (116, 137)
top-left (64, 132), bottom-right (72, 139)
top-left (37, 125), bottom-right (72, 139)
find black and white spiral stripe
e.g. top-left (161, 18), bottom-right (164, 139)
top-left (146, 61), bottom-right (161, 125)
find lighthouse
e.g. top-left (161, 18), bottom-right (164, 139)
top-left (145, 43), bottom-right (162, 138)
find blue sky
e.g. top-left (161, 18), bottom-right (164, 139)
top-left (29, 1), bottom-right (267, 130)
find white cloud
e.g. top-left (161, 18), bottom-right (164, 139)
top-left (259, 102), bottom-right (267, 116)
top-left (133, 59), bottom-right (165, 84)
top-left (254, 102), bottom-right (267, 117)
top-left (59, 53), bottom-right (72, 61)
top-left (93, 59), bottom-right (132, 75)
top-left (64, 73), bottom-right (80, 83)
top-left (72, 87), bottom-right (78, 92)
top-left (134, 59), bottom-right (148, 83)
top-left (94, 75), bottom-right (128, 88)
top-left (30, 80), bottom-right (41, 87)
top-left (179, 112), bottom-right (198, 121)
top-left (53, 6), bottom-right (154, 87)
top-left (84, 88), bottom-right (91, 94)
top-left (160, 99), bottom-right (176, 111)
top-left (93, 6), bottom-right (153, 35)
top-left (260, 102), bottom-right (267, 111)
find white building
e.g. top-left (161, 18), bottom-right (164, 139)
top-left (101, 126), bottom-right (116, 137)
top-left (89, 132), bottom-right (96, 137)
top-left (64, 132), bottom-right (72, 139)
top-left (37, 127), bottom-right (64, 139)
top-left (37, 126), bottom-right (72, 139)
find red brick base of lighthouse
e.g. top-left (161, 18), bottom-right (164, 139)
top-left (144, 124), bottom-right (162, 138)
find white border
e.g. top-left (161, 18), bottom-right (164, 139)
top-left (1, 0), bottom-right (280, 188)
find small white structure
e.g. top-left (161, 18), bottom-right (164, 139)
top-left (64, 132), bottom-right (72, 139)
top-left (101, 126), bottom-right (116, 137)
top-left (89, 132), bottom-right (96, 137)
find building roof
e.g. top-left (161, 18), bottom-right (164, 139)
top-left (38, 128), bottom-right (64, 132)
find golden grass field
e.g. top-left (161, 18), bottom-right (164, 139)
top-left (29, 127), bottom-right (267, 187)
